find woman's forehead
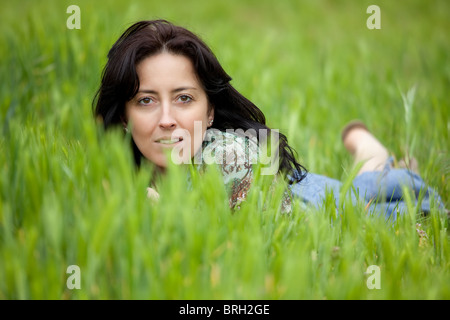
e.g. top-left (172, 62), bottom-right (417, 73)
top-left (136, 53), bottom-right (201, 89)
top-left (136, 53), bottom-right (193, 74)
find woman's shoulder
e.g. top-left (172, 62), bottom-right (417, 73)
top-left (194, 129), bottom-right (258, 209)
top-left (193, 129), bottom-right (293, 213)
top-left (194, 129), bottom-right (259, 171)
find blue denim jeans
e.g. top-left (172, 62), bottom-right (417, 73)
top-left (289, 158), bottom-right (445, 221)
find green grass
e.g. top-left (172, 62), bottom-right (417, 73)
top-left (0, 0), bottom-right (449, 299)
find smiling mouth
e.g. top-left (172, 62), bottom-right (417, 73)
top-left (156, 137), bottom-right (183, 145)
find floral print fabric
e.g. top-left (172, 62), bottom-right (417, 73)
top-left (193, 129), bottom-right (292, 212)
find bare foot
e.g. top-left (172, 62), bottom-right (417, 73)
top-left (342, 121), bottom-right (389, 175)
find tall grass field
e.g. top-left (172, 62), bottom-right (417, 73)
top-left (0, 0), bottom-right (449, 300)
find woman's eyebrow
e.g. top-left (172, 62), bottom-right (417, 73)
top-left (173, 87), bottom-right (197, 93)
top-left (137, 87), bottom-right (197, 94)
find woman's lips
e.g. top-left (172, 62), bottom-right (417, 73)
top-left (155, 137), bottom-right (183, 146)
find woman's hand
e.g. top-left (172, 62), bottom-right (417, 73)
top-left (146, 187), bottom-right (160, 201)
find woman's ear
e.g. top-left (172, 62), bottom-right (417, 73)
top-left (207, 106), bottom-right (214, 127)
top-left (120, 116), bottom-right (128, 132)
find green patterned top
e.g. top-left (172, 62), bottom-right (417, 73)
top-left (192, 129), bottom-right (292, 213)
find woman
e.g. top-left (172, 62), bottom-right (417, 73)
top-left (93, 19), bottom-right (444, 218)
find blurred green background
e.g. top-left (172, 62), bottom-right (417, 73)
top-left (0, 0), bottom-right (448, 299)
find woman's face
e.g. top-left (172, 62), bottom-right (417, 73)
top-left (125, 52), bottom-right (213, 169)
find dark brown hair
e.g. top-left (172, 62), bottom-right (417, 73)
top-left (93, 19), bottom-right (307, 183)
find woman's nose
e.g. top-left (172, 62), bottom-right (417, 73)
top-left (158, 103), bottom-right (177, 129)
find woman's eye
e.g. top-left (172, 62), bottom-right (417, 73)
top-left (138, 97), bottom-right (153, 105)
top-left (177, 95), bottom-right (193, 103)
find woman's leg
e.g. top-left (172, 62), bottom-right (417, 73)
top-left (341, 120), bottom-right (445, 218)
